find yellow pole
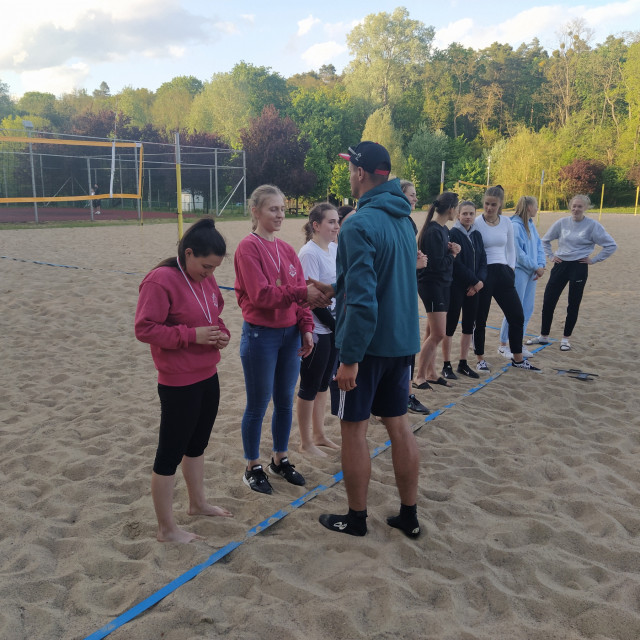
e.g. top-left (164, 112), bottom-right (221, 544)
top-left (138, 144), bottom-right (144, 226)
top-left (599, 183), bottom-right (605, 221)
top-left (440, 160), bottom-right (445, 194)
top-left (537, 170), bottom-right (544, 226)
top-left (175, 132), bottom-right (183, 239)
top-left (635, 186), bottom-right (639, 215)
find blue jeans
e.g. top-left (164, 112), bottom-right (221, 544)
top-left (500, 268), bottom-right (537, 344)
top-left (240, 322), bottom-right (301, 461)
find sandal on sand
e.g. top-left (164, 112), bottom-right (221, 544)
top-left (526, 336), bottom-right (549, 345)
top-left (560, 340), bottom-right (571, 351)
top-left (427, 377), bottom-right (453, 387)
top-left (412, 380), bottom-right (433, 391)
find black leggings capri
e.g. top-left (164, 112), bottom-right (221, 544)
top-left (154, 373), bottom-right (220, 476)
top-left (298, 333), bottom-right (338, 401)
top-left (446, 284), bottom-right (479, 336)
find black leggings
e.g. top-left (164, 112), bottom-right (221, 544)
top-left (298, 333), bottom-right (338, 401)
top-left (154, 374), bottom-right (220, 476)
top-left (474, 264), bottom-right (524, 356)
top-left (540, 261), bottom-right (588, 337)
top-left (446, 284), bottom-right (479, 336)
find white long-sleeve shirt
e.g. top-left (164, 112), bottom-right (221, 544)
top-left (474, 214), bottom-right (515, 268)
top-left (542, 216), bottom-right (617, 264)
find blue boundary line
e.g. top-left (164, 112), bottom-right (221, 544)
top-left (83, 342), bottom-right (553, 639)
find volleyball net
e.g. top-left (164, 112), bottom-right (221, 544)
top-left (0, 133), bottom-right (142, 205)
top-left (0, 128), bottom-right (246, 223)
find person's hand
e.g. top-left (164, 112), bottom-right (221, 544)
top-left (448, 241), bottom-right (461, 257)
top-left (335, 362), bottom-right (358, 391)
top-left (307, 278), bottom-right (335, 297)
top-left (416, 250), bottom-right (428, 269)
top-left (578, 257), bottom-right (593, 264)
top-left (536, 267), bottom-right (545, 278)
top-left (195, 325), bottom-right (222, 345)
top-left (214, 331), bottom-right (230, 350)
top-left (552, 256), bottom-right (563, 264)
top-left (298, 332), bottom-right (314, 358)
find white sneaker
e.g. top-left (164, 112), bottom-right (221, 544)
top-left (497, 346), bottom-right (513, 359)
top-left (522, 348), bottom-right (534, 358)
top-left (476, 360), bottom-right (490, 372)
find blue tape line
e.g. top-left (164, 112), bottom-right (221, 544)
top-left (84, 540), bottom-right (242, 640)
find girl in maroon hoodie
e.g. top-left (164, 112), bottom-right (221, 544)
top-left (135, 218), bottom-right (233, 543)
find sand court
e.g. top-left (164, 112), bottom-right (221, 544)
top-left (1, 212), bottom-right (639, 639)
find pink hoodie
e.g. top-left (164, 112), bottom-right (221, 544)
top-left (234, 233), bottom-right (314, 333)
top-left (135, 266), bottom-right (230, 386)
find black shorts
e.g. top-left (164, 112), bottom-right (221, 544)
top-left (298, 333), bottom-right (338, 401)
top-left (418, 281), bottom-right (450, 313)
top-left (330, 354), bottom-right (412, 422)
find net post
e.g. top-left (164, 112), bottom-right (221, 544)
top-left (86, 158), bottom-right (94, 221)
top-left (175, 132), bottom-right (184, 239)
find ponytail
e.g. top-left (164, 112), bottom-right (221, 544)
top-left (418, 191), bottom-right (458, 246)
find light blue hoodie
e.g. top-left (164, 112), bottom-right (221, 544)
top-left (510, 215), bottom-right (545, 275)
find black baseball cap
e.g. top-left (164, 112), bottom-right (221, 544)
top-left (338, 141), bottom-right (391, 176)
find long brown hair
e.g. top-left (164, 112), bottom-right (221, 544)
top-left (302, 202), bottom-right (338, 242)
top-left (417, 191), bottom-right (458, 247)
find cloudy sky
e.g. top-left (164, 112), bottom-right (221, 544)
top-left (1, 0), bottom-right (639, 98)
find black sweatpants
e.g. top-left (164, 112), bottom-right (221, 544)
top-left (154, 374), bottom-right (220, 476)
top-left (474, 263), bottom-right (524, 356)
top-left (540, 260), bottom-right (588, 337)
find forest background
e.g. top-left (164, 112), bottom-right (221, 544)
top-left (1, 7), bottom-right (639, 210)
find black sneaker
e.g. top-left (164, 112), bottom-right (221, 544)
top-left (442, 363), bottom-right (458, 380)
top-left (511, 358), bottom-right (542, 372)
top-left (407, 394), bottom-right (430, 415)
top-left (457, 362), bottom-right (480, 379)
top-left (267, 457), bottom-right (306, 486)
top-left (243, 464), bottom-right (273, 494)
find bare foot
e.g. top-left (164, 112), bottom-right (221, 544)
top-left (299, 443), bottom-right (328, 458)
top-left (314, 436), bottom-right (340, 450)
top-left (187, 504), bottom-right (233, 517)
top-left (157, 527), bottom-right (204, 543)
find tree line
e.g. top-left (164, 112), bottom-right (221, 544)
top-left (1, 6), bottom-right (639, 209)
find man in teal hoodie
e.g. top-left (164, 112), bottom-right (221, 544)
top-left (315, 141), bottom-right (422, 538)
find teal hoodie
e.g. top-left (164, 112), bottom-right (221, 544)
top-left (334, 178), bottom-right (420, 364)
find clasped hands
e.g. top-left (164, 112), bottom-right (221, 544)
top-left (195, 325), bottom-right (230, 349)
top-left (305, 278), bottom-right (335, 309)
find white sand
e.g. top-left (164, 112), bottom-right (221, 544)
top-left (1, 212), bottom-right (639, 640)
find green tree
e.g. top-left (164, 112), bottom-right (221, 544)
top-left (330, 161), bottom-right (351, 202)
top-left (152, 76), bottom-right (203, 138)
top-left (0, 79), bottom-right (14, 119)
top-left (189, 63), bottom-right (289, 147)
top-left (361, 106), bottom-right (404, 176)
top-left (344, 7), bottom-right (434, 108)
top-left (116, 86), bottom-right (154, 128)
top-left (406, 126), bottom-right (449, 200)
top-left (16, 92), bottom-right (59, 127)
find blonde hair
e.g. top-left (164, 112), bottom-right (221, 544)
top-left (570, 194), bottom-right (591, 209)
top-left (400, 180), bottom-right (415, 193)
top-left (248, 184), bottom-right (285, 230)
top-left (513, 195), bottom-right (537, 237)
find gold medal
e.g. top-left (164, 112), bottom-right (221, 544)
top-left (276, 278), bottom-right (281, 286)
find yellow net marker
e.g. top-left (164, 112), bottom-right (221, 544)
top-left (599, 183), bottom-right (605, 221)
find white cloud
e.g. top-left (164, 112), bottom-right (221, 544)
top-left (298, 15), bottom-right (321, 37)
top-left (434, 2), bottom-right (640, 51)
top-left (0, 0), bottom-right (228, 71)
top-left (301, 41), bottom-right (348, 68)
top-left (21, 63), bottom-right (91, 95)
